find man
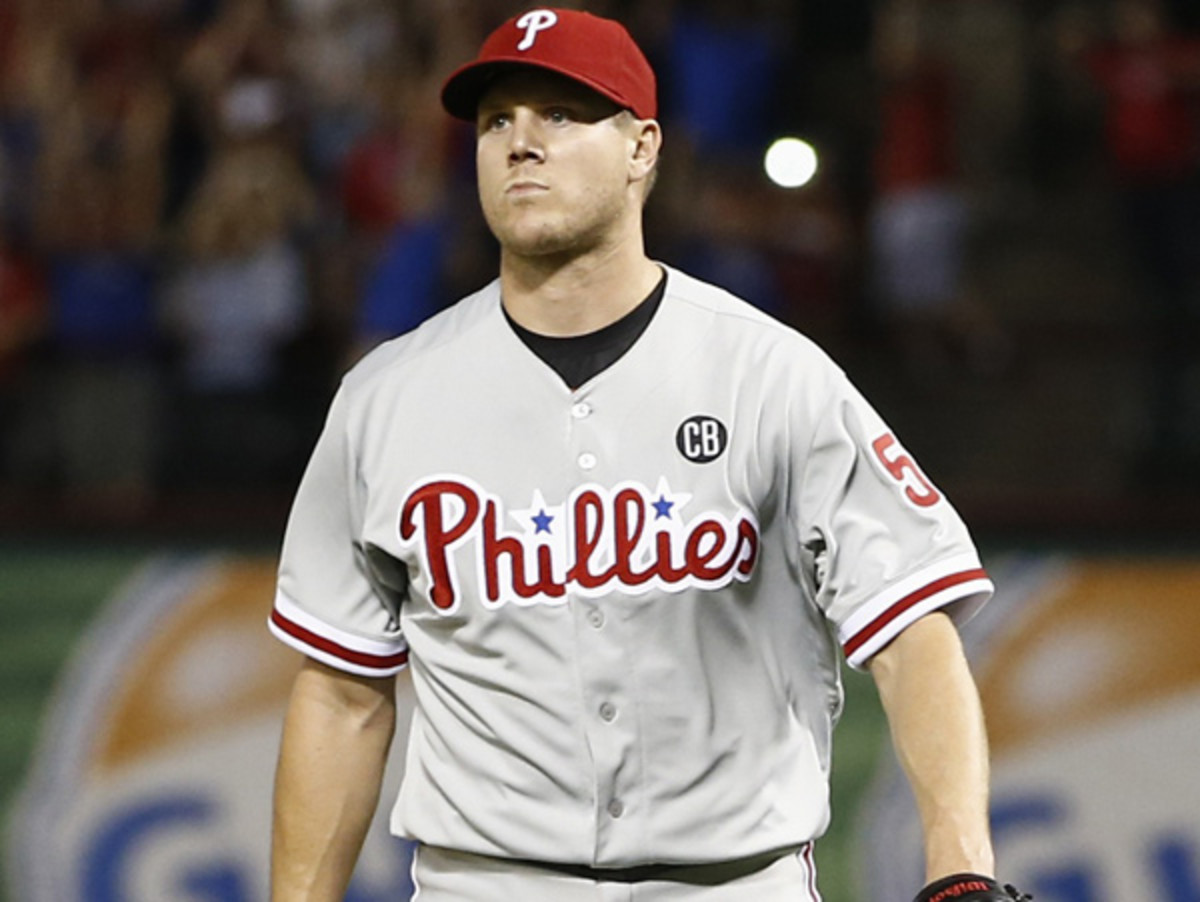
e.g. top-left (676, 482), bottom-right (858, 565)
top-left (269, 9), bottom-right (1028, 901)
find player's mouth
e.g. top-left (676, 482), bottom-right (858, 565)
top-left (506, 180), bottom-right (549, 197)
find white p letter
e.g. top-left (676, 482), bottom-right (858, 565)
top-left (515, 9), bottom-right (559, 51)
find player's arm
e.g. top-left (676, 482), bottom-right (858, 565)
top-left (868, 611), bottom-right (994, 884)
top-left (271, 657), bottom-right (397, 902)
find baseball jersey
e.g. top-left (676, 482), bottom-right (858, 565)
top-left (270, 263), bottom-right (993, 868)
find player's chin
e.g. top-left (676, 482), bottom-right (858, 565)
top-left (495, 220), bottom-right (587, 259)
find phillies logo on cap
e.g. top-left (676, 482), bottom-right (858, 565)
top-left (515, 9), bottom-right (558, 50)
top-left (440, 7), bottom-right (658, 121)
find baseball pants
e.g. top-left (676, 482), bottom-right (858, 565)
top-left (411, 843), bottom-right (822, 901)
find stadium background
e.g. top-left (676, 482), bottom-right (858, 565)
top-left (2, 0), bottom-right (1199, 899)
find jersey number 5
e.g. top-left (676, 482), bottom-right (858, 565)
top-left (871, 433), bottom-right (942, 508)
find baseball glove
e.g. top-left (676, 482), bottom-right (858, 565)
top-left (914, 873), bottom-right (1032, 902)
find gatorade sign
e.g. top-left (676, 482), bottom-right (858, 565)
top-left (861, 555), bottom-right (1200, 902)
top-left (6, 554), bottom-right (417, 902)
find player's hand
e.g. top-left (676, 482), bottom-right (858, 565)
top-left (914, 873), bottom-right (1032, 902)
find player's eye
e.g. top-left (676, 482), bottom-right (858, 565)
top-left (480, 111), bottom-right (511, 132)
top-left (545, 107), bottom-right (573, 125)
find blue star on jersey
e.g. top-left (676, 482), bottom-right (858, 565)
top-left (512, 490), bottom-right (563, 538)
top-left (650, 478), bottom-right (691, 523)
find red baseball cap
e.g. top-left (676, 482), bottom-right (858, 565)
top-left (441, 8), bottom-right (657, 122)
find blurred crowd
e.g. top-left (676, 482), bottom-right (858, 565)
top-left (0, 0), bottom-right (1198, 519)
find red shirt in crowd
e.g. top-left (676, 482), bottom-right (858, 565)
top-left (1089, 37), bottom-right (1200, 182)
top-left (874, 63), bottom-right (958, 194)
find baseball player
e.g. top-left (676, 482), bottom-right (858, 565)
top-left (269, 8), bottom-right (1030, 902)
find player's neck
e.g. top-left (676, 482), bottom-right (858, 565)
top-left (499, 236), bottom-right (660, 338)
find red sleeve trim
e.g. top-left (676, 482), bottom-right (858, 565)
top-left (843, 568), bottom-right (988, 659)
top-left (269, 608), bottom-right (409, 671)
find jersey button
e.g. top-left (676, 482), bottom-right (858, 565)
top-left (587, 608), bottom-right (605, 629)
top-left (571, 402), bottom-right (592, 419)
top-left (607, 799), bottom-right (624, 819)
top-left (578, 452), bottom-right (597, 470)
top-left (599, 702), bottom-right (616, 722)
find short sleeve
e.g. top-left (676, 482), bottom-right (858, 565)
top-left (268, 385), bottom-right (409, 677)
top-left (795, 374), bottom-right (993, 670)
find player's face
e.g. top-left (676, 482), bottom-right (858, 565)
top-left (475, 70), bottom-right (652, 259)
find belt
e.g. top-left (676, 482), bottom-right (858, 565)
top-left (508, 848), bottom-right (793, 885)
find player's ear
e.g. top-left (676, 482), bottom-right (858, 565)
top-left (628, 117), bottom-right (662, 186)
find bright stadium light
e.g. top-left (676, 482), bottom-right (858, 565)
top-left (764, 137), bottom-right (819, 189)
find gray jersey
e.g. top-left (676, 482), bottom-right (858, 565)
top-left (270, 264), bottom-right (992, 867)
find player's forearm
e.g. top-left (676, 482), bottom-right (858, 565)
top-left (271, 659), bottom-right (397, 902)
top-left (869, 612), bottom-right (994, 882)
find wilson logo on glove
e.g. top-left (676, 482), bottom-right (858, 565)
top-left (915, 873), bottom-right (1032, 902)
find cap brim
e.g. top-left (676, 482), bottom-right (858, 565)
top-left (441, 61), bottom-right (523, 121)
top-left (440, 58), bottom-right (631, 122)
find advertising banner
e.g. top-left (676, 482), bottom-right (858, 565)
top-left (7, 554), bottom-right (416, 902)
top-left (861, 555), bottom-right (1200, 902)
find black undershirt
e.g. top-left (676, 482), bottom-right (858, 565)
top-left (504, 272), bottom-right (667, 390)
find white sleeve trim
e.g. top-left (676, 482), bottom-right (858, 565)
top-left (839, 552), bottom-right (994, 670)
top-left (268, 589), bottom-right (409, 677)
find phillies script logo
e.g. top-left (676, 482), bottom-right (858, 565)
top-left (398, 477), bottom-right (759, 612)
top-left (515, 9), bottom-right (558, 50)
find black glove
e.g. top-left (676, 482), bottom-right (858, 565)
top-left (915, 872), bottom-right (1032, 902)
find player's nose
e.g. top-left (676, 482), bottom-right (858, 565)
top-left (507, 110), bottom-right (545, 164)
